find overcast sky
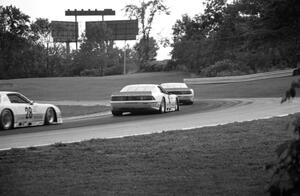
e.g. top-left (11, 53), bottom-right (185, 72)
top-left (2, 0), bottom-right (206, 60)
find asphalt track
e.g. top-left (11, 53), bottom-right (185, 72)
top-left (1, 97), bottom-right (300, 150)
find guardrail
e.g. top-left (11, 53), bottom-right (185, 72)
top-left (184, 69), bottom-right (294, 85)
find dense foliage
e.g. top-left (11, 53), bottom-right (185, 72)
top-left (171, 0), bottom-right (300, 75)
top-left (0, 5), bottom-right (146, 79)
top-left (267, 122), bottom-right (300, 195)
top-left (2, 0), bottom-right (299, 79)
top-left (267, 80), bottom-right (300, 195)
top-left (124, 0), bottom-right (169, 69)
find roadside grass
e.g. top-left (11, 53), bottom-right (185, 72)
top-left (190, 75), bottom-right (300, 99)
top-left (58, 105), bottom-right (110, 117)
top-left (0, 72), bottom-right (299, 101)
top-left (0, 114), bottom-right (296, 195)
top-left (0, 72), bottom-right (191, 101)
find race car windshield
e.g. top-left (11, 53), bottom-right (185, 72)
top-left (7, 93), bottom-right (31, 104)
top-left (161, 83), bottom-right (188, 88)
top-left (121, 85), bottom-right (156, 92)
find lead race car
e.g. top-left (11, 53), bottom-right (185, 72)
top-left (0, 91), bottom-right (62, 130)
top-left (160, 83), bottom-right (194, 104)
top-left (110, 84), bottom-right (180, 116)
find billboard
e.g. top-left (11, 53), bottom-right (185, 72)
top-left (51, 21), bottom-right (78, 42)
top-left (86, 20), bottom-right (138, 41)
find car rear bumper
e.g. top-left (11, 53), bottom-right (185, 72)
top-left (110, 101), bottom-right (161, 112)
top-left (177, 95), bottom-right (194, 103)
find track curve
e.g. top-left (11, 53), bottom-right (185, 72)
top-left (0, 98), bottom-right (300, 150)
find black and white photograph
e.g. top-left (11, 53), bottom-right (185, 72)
top-left (1, 0), bottom-right (300, 195)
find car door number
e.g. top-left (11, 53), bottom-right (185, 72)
top-left (25, 107), bottom-right (33, 119)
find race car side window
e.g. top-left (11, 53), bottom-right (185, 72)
top-left (157, 86), bottom-right (168, 94)
top-left (7, 94), bottom-right (31, 104)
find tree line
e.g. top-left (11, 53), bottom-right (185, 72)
top-left (1, 0), bottom-right (299, 79)
top-left (171, 0), bottom-right (300, 76)
top-left (0, 2), bottom-right (165, 79)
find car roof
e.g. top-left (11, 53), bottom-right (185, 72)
top-left (0, 91), bottom-right (19, 95)
top-left (161, 82), bottom-right (186, 85)
top-left (120, 84), bottom-right (160, 92)
top-left (124, 84), bottom-right (158, 87)
top-left (160, 83), bottom-right (188, 88)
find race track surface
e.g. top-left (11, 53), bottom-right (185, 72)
top-left (1, 97), bottom-right (300, 150)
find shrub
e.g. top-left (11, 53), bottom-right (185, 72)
top-left (266, 116), bottom-right (300, 196)
top-left (80, 69), bottom-right (101, 76)
top-left (141, 60), bottom-right (172, 72)
top-left (202, 59), bottom-right (252, 77)
top-left (103, 65), bottom-right (123, 75)
top-left (267, 80), bottom-right (300, 196)
top-left (80, 66), bottom-right (123, 76)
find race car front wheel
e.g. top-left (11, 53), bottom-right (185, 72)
top-left (0, 109), bottom-right (13, 130)
top-left (45, 108), bottom-right (56, 125)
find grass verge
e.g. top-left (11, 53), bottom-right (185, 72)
top-left (0, 114), bottom-right (297, 195)
top-left (58, 105), bottom-right (110, 117)
top-left (1, 72), bottom-right (299, 101)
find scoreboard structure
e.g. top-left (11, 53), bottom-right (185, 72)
top-left (86, 20), bottom-right (138, 41)
top-left (51, 21), bottom-right (77, 42)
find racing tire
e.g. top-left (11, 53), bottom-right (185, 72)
top-left (159, 98), bottom-right (166, 114)
top-left (188, 101), bottom-right (194, 105)
top-left (112, 110), bottom-right (122, 116)
top-left (45, 108), bottom-right (56, 125)
top-left (175, 99), bottom-right (180, 111)
top-left (0, 109), bottom-right (14, 130)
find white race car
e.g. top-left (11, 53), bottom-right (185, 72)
top-left (0, 91), bottom-right (62, 130)
top-left (161, 83), bottom-right (194, 104)
top-left (110, 84), bottom-right (180, 116)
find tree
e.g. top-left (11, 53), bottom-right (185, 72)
top-left (0, 5), bottom-right (30, 37)
top-left (84, 23), bottom-right (116, 76)
top-left (171, 0), bottom-right (300, 74)
top-left (71, 24), bottom-right (125, 76)
top-left (133, 37), bottom-right (159, 70)
top-left (124, 0), bottom-right (170, 69)
top-left (0, 5), bottom-right (32, 78)
top-left (30, 18), bottom-right (51, 45)
top-left (201, 0), bottom-right (227, 37)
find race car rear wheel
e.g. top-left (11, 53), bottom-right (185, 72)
top-left (112, 110), bottom-right (122, 116)
top-left (159, 98), bottom-right (166, 113)
top-left (175, 98), bottom-right (180, 111)
top-left (0, 109), bottom-right (13, 130)
top-left (45, 108), bottom-right (56, 125)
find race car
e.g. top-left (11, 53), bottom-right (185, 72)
top-left (110, 84), bottom-right (180, 116)
top-left (160, 83), bottom-right (194, 104)
top-left (0, 91), bottom-right (62, 130)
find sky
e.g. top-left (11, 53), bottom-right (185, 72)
top-left (2, 0), bottom-right (206, 60)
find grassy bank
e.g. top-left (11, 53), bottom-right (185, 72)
top-left (0, 72), bottom-right (299, 101)
top-left (58, 105), bottom-right (110, 117)
top-left (0, 114), bottom-right (296, 195)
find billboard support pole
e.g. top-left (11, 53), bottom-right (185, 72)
top-left (75, 11), bottom-right (78, 51)
top-left (124, 40), bottom-right (126, 75)
top-left (65, 9), bottom-right (116, 51)
top-left (66, 42), bottom-right (70, 54)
